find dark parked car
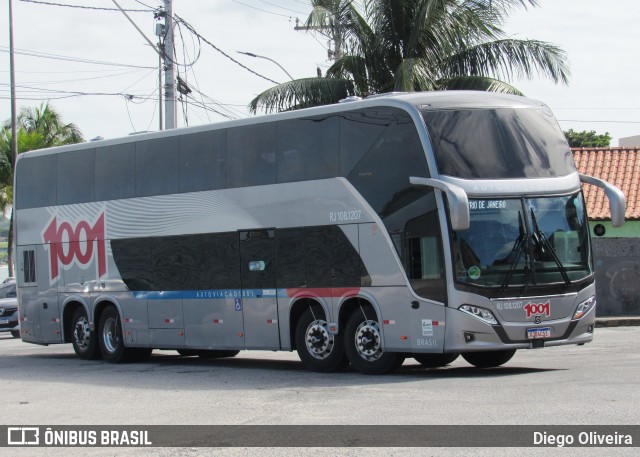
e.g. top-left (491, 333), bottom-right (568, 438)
top-left (0, 281), bottom-right (16, 299)
top-left (0, 297), bottom-right (19, 338)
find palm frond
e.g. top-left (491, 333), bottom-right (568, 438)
top-left (443, 38), bottom-right (570, 84)
top-left (436, 75), bottom-right (524, 95)
top-left (249, 78), bottom-right (354, 114)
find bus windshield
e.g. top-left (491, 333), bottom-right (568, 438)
top-left (452, 193), bottom-right (592, 288)
top-left (421, 107), bottom-right (575, 179)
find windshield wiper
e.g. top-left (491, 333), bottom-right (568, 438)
top-left (530, 208), bottom-right (572, 287)
top-left (501, 212), bottom-right (529, 290)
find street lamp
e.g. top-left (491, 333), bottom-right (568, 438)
top-left (237, 51), bottom-right (294, 81)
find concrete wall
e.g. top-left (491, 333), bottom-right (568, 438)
top-left (592, 237), bottom-right (640, 316)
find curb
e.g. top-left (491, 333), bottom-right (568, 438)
top-left (595, 317), bottom-right (640, 328)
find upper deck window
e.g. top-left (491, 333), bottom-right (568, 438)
top-left (422, 107), bottom-right (575, 179)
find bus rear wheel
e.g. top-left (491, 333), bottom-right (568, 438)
top-left (462, 349), bottom-right (516, 368)
top-left (413, 353), bottom-right (459, 368)
top-left (98, 306), bottom-right (141, 363)
top-left (71, 307), bottom-right (101, 360)
top-left (344, 308), bottom-right (404, 375)
top-left (295, 306), bottom-right (348, 373)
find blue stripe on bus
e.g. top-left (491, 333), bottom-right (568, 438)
top-left (132, 289), bottom-right (280, 300)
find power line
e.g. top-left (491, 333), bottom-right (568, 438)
top-left (257, 0), bottom-right (307, 15)
top-left (15, 69), bottom-right (150, 86)
top-left (0, 46), bottom-right (155, 69)
top-left (558, 119), bottom-right (640, 124)
top-left (18, 0), bottom-right (152, 13)
top-left (0, 82), bottom-right (158, 100)
top-left (231, 0), bottom-right (298, 19)
top-left (173, 15), bottom-right (279, 85)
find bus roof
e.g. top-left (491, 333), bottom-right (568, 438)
top-left (15, 91), bottom-right (545, 161)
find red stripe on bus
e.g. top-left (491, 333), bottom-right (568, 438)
top-left (285, 287), bottom-right (360, 298)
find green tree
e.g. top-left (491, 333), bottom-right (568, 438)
top-left (0, 103), bottom-right (83, 276)
top-left (250, 0), bottom-right (570, 114)
top-left (564, 129), bottom-right (611, 148)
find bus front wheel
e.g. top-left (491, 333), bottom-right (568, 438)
top-left (295, 306), bottom-right (348, 373)
top-left (344, 308), bottom-right (404, 375)
top-left (462, 349), bottom-right (516, 368)
top-left (413, 353), bottom-right (459, 368)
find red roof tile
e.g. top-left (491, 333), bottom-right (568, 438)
top-left (572, 147), bottom-right (640, 221)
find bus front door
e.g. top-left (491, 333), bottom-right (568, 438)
top-left (239, 229), bottom-right (280, 349)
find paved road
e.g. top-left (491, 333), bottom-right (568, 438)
top-left (1, 327), bottom-right (638, 456)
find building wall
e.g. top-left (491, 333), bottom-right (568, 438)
top-left (619, 135), bottom-right (640, 147)
top-left (592, 237), bottom-right (640, 316)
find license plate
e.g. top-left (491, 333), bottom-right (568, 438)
top-left (527, 327), bottom-right (551, 339)
top-left (0, 319), bottom-right (9, 325)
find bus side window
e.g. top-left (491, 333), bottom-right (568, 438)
top-left (405, 211), bottom-right (447, 303)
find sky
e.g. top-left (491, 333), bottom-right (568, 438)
top-left (1, 0), bottom-right (639, 145)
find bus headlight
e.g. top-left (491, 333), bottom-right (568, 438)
top-left (459, 305), bottom-right (498, 325)
top-left (573, 296), bottom-right (596, 319)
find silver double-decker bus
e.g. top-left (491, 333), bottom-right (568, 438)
top-left (14, 91), bottom-right (625, 374)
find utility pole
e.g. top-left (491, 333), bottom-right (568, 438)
top-left (112, 0), bottom-right (176, 129)
top-left (9, 0), bottom-right (17, 167)
top-left (162, 0), bottom-right (176, 129)
top-left (294, 16), bottom-right (343, 62)
top-left (8, 0), bottom-right (17, 278)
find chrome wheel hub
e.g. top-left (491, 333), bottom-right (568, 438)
top-left (305, 320), bottom-right (334, 360)
top-left (73, 316), bottom-right (91, 351)
top-left (354, 320), bottom-right (382, 361)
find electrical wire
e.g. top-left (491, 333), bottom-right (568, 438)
top-left (257, 0), bottom-right (307, 15)
top-left (172, 15), bottom-right (280, 85)
top-left (0, 46), bottom-right (155, 69)
top-left (231, 0), bottom-right (297, 19)
top-left (18, 0), bottom-right (151, 13)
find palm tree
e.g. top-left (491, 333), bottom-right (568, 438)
top-left (250, 0), bottom-right (569, 113)
top-left (0, 103), bottom-right (83, 276)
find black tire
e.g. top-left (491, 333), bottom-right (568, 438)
top-left (413, 353), bottom-right (459, 368)
top-left (98, 306), bottom-right (131, 363)
top-left (295, 306), bottom-right (348, 373)
top-left (343, 307), bottom-right (404, 375)
top-left (11, 330), bottom-right (20, 338)
top-left (462, 349), bottom-right (516, 368)
top-left (70, 307), bottom-right (101, 360)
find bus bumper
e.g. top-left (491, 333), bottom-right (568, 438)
top-left (444, 304), bottom-right (596, 352)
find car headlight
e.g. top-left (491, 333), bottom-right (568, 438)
top-left (573, 296), bottom-right (596, 319)
top-left (459, 304), bottom-right (498, 325)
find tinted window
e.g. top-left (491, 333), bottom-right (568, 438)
top-left (15, 154), bottom-right (57, 209)
top-left (179, 130), bottom-right (226, 192)
top-left (57, 149), bottom-right (95, 205)
top-left (136, 136), bottom-right (180, 197)
top-left (339, 108), bottom-right (394, 176)
top-left (423, 107), bottom-right (575, 179)
top-left (275, 229), bottom-right (306, 288)
top-left (277, 116), bottom-right (339, 182)
top-left (305, 226), bottom-right (365, 288)
top-left (95, 142), bottom-right (135, 201)
top-left (227, 123), bottom-right (276, 187)
top-left (111, 232), bottom-right (240, 291)
top-left (347, 113), bottom-right (430, 219)
top-left (110, 237), bottom-right (154, 290)
top-left (240, 230), bottom-right (275, 289)
top-left (405, 211), bottom-right (447, 302)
